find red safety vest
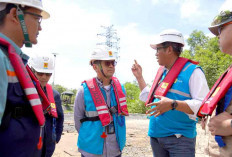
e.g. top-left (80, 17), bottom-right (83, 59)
top-left (0, 37), bottom-right (45, 126)
top-left (27, 66), bottom-right (58, 118)
top-left (145, 57), bottom-right (198, 105)
top-left (85, 77), bottom-right (128, 127)
top-left (46, 84), bottom-right (58, 118)
top-left (198, 66), bottom-right (232, 117)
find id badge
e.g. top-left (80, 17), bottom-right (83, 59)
top-left (106, 122), bottom-right (115, 134)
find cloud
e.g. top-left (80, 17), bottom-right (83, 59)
top-left (219, 0), bottom-right (232, 12)
top-left (180, 0), bottom-right (200, 19)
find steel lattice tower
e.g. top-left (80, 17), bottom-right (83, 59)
top-left (97, 25), bottom-right (120, 61)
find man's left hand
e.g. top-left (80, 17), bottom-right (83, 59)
top-left (146, 95), bottom-right (172, 117)
top-left (208, 111), bottom-right (232, 136)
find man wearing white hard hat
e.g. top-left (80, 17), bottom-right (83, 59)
top-left (0, 0), bottom-right (50, 156)
top-left (74, 47), bottom-right (129, 157)
top-left (198, 9), bottom-right (232, 156)
top-left (29, 54), bottom-right (64, 157)
top-left (132, 29), bottom-right (209, 157)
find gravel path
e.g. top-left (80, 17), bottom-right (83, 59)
top-left (53, 113), bottom-right (219, 157)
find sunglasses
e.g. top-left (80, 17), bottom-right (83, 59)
top-left (218, 21), bottom-right (232, 35)
top-left (212, 10), bottom-right (232, 26)
top-left (103, 60), bottom-right (117, 67)
top-left (36, 72), bottom-right (52, 77)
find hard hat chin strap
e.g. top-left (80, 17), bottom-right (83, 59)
top-left (16, 5), bottom-right (32, 47)
top-left (98, 62), bottom-right (107, 78)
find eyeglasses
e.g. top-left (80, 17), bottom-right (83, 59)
top-left (24, 11), bottom-right (42, 24)
top-left (36, 72), bottom-right (52, 77)
top-left (212, 10), bottom-right (232, 26)
top-left (103, 60), bottom-right (117, 67)
top-left (155, 46), bottom-right (168, 52)
top-left (218, 21), bottom-right (232, 35)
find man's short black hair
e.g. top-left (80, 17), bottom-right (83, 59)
top-left (161, 42), bottom-right (183, 56)
top-left (0, 4), bottom-right (30, 26)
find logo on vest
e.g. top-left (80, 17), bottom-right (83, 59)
top-left (51, 103), bottom-right (56, 108)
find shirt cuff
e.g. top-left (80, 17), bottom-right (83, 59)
top-left (184, 99), bottom-right (202, 120)
top-left (139, 86), bottom-right (150, 102)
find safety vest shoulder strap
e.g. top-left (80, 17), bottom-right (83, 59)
top-left (198, 66), bottom-right (232, 117)
top-left (0, 37), bottom-right (45, 126)
top-left (145, 57), bottom-right (196, 105)
top-left (111, 77), bottom-right (129, 116)
top-left (46, 84), bottom-right (58, 118)
top-left (198, 66), bottom-right (232, 148)
top-left (85, 78), bottom-right (112, 127)
top-left (145, 66), bottom-right (165, 105)
top-left (26, 66), bottom-right (55, 117)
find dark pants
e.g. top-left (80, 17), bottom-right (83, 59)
top-left (150, 136), bottom-right (196, 157)
top-left (0, 116), bottom-right (42, 157)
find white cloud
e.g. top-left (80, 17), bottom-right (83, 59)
top-left (180, 0), bottom-right (200, 19)
top-left (23, 1), bottom-right (159, 89)
top-left (219, 0), bottom-right (232, 12)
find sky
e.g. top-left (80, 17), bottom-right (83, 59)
top-left (23, 0), bottom-right (232, 90)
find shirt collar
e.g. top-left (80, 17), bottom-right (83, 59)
top-left (0, 33), bottom-right (29, 61)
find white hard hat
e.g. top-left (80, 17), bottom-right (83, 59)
top-left (0, 0), bottom-right (50, 19)
top-left (150, 29), bottom-right (185, 49)
top-left (29, 53), bottom-right (54, 73)
top-left (90, 47), bottom-right (116, 63)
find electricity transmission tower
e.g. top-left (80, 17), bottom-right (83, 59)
top-left (97, 25), bottom-right (120, 61)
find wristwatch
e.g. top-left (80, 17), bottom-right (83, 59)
top-left (171, 100), bottom-right (178, 110)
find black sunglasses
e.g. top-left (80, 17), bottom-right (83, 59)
top-left (103, 60), bottom-right (117, 67)
top-left (36, 72), bottom-right (52, 77)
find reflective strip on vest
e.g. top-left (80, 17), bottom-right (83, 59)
top-left (120, 102), bottom-right (127, 106)
top-left (85, 111), bottom-right (98, 117)
top-left (169, 89), bottom-right (191, 98)
top-left (119, 97), bottom-right (126, 102)
top-left (29, 98), bottom-right (42, 106)
top-left (8, 76), bottom-right (18, 83)
top-left (25, 88), bottom-right (38, 95)
top-left (183, 63), bottom-right (192, 72)
top-left (96, 106), bottom-right (108, 110)
top-left (98, 110), bottom-right (110, 114)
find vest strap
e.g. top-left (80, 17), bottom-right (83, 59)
top-left (146, 57), bottom-right (196, 105)
top-left (80, 116), bottom-right (100, 123)
top-left (85, 78), bottom-right (112, 127)
top-left (0, 37), bottom-right (45, 126)
top-left (46, 84), bottom-right (58, 118)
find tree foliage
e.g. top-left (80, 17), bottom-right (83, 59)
top-left (124, 81), bottom-right (146, 113)
top-left (53, 84), bottom-right (67, 94)
top-left (182, 30), bottom-right (232, 88)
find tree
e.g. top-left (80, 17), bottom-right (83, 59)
top-left (182, 30), bottom-right (232, 88)
top-left (124, 81), bottom-right (146, 113)
top-left (53, 84), bottom-right (67, 94)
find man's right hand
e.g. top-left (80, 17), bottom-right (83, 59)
top-left (131, 60), bottom-right (143, 79)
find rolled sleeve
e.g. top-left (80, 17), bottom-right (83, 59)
top-left (74, 86), bottom-right (85, 133)
top-left (139, 86), bottom-right (150, 102)
top-left (185, 68), bottom-right (209, 119)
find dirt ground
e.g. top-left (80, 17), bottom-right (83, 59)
top-left (53, 114), bottom-right (219, 157)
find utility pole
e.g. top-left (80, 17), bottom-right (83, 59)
top-left (97, 25), bottom-right (120, 61)
top-left (52, 53), bottom-right (58, 87)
